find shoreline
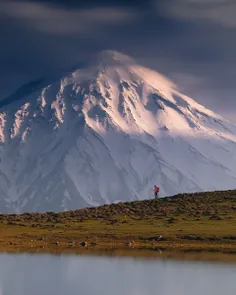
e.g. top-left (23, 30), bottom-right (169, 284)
top-left (1, 243), bottom-right (236, 264)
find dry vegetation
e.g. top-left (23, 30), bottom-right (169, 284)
top-left (0, 190), bottom-right (236, 259)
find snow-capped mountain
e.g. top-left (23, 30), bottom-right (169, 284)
top-left (0, 50), bottom-right (236, 213)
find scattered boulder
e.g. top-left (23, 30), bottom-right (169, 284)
top-left (142, 235), bottom-right (167, 241)
top-left (167, 217), bottom-right (175, 223)
top-left (209, 215), bottom-right (222, 220)
top-left (157, 235), bottom-right (163, 241)
top-left (180, 235), bottom-right (206, 241)
top-left (125, 241), bottom-right (135, 247)
top-left (222, 236), bottom-right (236, 241)
top-left (81, 241), bottom-right (87, 247)
top-left (151, 235), bottom-right (165, 241)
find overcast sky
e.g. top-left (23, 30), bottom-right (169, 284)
top-left (0, 0), bottom-right (235, 121)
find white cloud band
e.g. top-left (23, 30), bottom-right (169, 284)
top-left (0, 1), bottom-right (136, 35)
top-left (157, 0), bottom-right (236, 28)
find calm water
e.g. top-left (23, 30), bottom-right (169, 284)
top-left (0, 254), bottom-right (236, 295)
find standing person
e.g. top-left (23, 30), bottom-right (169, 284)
top-left (154, 185), bottom-right (159, 199)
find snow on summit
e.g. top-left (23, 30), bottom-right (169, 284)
top-left (0, 50), bottom-right (236, 213)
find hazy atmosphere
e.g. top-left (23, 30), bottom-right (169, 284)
top-left (0, 0), bottom-right (235, 121)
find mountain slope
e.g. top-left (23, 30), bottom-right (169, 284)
top-left (1, 50), bottom-right (236, 213)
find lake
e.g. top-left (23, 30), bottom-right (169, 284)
top-left (0, 253), bottom-right (236, 295)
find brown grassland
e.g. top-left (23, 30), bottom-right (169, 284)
top-left (0, 190), bottom-right (236, 262)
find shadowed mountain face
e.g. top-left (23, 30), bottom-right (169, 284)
top-left (1, 50), bottom-right (236, 213)
top-left (0, 79), bottom-right (44, 109)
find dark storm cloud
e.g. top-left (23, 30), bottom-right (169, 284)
top-left (0, 0), bottom-right (235, 121)
top-left (154, 0), bottom-right (236, 119)
top-left (0, 0), bottom-right (138, 97)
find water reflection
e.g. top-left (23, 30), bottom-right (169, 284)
top-left (0, 254), bottom-right (236, 295)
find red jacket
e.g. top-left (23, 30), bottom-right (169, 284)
top-left (154, 186), bottom-right (159, 193)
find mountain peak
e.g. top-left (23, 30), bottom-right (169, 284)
top-left (1, 50), bottom-right (236, 213)
top-left (93, 50), bottom-right (136, 68)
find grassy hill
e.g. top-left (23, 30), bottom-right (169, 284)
top-left (0, 190), bottom-right (236, 257)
